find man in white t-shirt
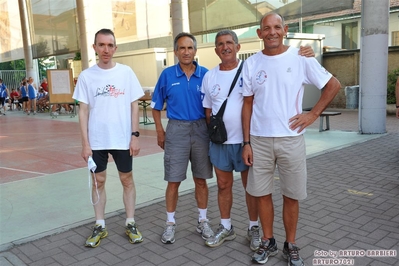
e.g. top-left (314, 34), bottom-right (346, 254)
top-left (242, 13), bottom-right (341, 265)
top-left (202, 30), bottom-right (259, 250)
top-left (202, 30), bottom-right (315, 252)
top-left (73, 28), bottom-right (145, 248)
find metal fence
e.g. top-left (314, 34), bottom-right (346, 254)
top-left (0, 70), bottom-right (27, 90)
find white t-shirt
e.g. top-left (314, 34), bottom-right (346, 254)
top-left (202, 61), bottom-right (244, 144)
top-left (242, 46), bottom-right (332, 137)
top-left (73, 63), bottom-right (144, 150)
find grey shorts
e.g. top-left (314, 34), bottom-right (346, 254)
top-left (164, 119), bottom-right (213, 182)
top-left (209, 143), bottom-right (248, 172)
top-left (246, 135), bottom-right (307, 200)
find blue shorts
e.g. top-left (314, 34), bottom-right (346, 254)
top-left (91, 149), bottom-right (132, 173)
top-left (209, 142), bottom-right (248, 172)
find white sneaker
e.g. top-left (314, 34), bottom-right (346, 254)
top-left (161, 223), bottom-right (176, 244)
top-left (196, 219), bottom-right (214, 239)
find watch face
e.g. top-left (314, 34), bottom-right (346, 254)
top-left (132, 131), bottom-right (140, 137)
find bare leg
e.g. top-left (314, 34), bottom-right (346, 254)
top-left (214, 168), bottom-right (233, 219)
top-left (165, 181), bottom-right (181, 212)
top-left (282, 195), bottom-right (299, 243)
top-left (240, 169), bottom-right (258, 222)
top-left (92, 170), bottom-right (107, 220)
top-left (258, 194), bottom-right (274, 239)
top-left (119, 171), bottom-right (136, 218)
top-left (193, 177), bottom-right (208, 209)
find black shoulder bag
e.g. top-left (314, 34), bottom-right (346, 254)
top-left (208, 61), bottom-right (244, 144)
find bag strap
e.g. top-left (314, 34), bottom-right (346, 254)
top-left (215, 60), bottom-right (244, 118)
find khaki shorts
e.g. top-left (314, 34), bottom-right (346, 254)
top-left (164, 119), bottom-right (213, 182)
top-left (246, 135), bottom-right (307, 200)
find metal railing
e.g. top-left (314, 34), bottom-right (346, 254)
top-left (0, 70), bottom-right (27, 89)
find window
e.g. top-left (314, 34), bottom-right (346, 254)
top-left (238, 52), bottom-right (256, 61)
top-left (342, 22), bottom-right (358, 49)
top-left (392, 31), bottom-right (399, 46)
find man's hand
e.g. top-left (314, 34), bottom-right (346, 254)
top-left (242, 145), bottom-right (253, 166)
top-left (81, 145), bottom-right (92, 162)
top-left (299, 45), bottom-right (315, 57)
top-left (289, 112), bottom-right (319, 133)
top-left (156, 130), bottom-right (166, 150)
top-left (130, 137), bottom-right (140, 156)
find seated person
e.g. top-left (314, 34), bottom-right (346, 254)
top-left (37, 88), bottom-right (49, 112)
top-left (8, 88), bottom-right (21, 111)
top-left (40, 78), bottom-right (48, 92)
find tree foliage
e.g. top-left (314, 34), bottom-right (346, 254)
top-left (0, 59), bottom-right (25, 70)
top-left (387, 68), bottom-right (399, 104)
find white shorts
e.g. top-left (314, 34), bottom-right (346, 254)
top-left (246, 135), bottom-right (307, 200)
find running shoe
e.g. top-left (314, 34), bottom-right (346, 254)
top-left (251, 238), bottom-right (278, 264)
top-left (161, 223), bottom-right (176, 244)
top-left (85, 224), bottom-right (108, 248)
top-left (247, 225), bottom-right (261, 251)
top-left (125, 222), bottom-right (143, 244)
top-left (205, 224), bottom-right (236, 247)
top-left (283, 242), bottom-right (305, 266)
top-left (196, 219), bottom-right (214, 239)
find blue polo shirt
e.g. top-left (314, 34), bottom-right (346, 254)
top-left (20, 85), bottom-right (28, 97)
top-left (151, 61), bottom-right (208, 121)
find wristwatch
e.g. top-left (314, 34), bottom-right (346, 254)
top-left (132, 131), bottom-right (140, 137)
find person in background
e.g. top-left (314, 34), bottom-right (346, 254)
top-left (73, 28), bottom-right (145, 248)
top-left (0, 78), bottom-right (9, 115)
top-left (151, 32), bottom-right (214, 244)
top-left (40, 77), bottom-right (48, 92)
top-left (20, 79), bottom-right (29, 113)
top-left (242, 13), bottom-right (341, 265)
top-left (8, 88), bottom-right (21, 111)
top-left (37, 88), bottom-right (49, 112)
top-left (27, 77), bottom-right (38, 115)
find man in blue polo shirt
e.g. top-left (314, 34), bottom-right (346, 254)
top-left (151, 32), bottom-right (214, 244)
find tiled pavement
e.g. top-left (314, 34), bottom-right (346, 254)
top-left (1, 111), bottom-right (398, 266)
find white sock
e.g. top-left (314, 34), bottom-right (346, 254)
top-left (249, 220), bottom-right (259, 230)
top-left (96, 219), bottom-right (105, 228)
top-left (221, 218), bottom-right (231, 230)
top-left (167, 212), bottom-right (175, 224)
top-left (126, 218), bottom-right (135, 226)
top-left (198, 208), bottom-right (207, 222)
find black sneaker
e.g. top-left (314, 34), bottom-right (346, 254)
top-left (283, 242), bottom-right (305, 266)
top-left (251, 238), bottom-right (278, 264)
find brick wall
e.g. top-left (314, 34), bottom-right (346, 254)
top-left (322, 46), bottom-right (399, 108)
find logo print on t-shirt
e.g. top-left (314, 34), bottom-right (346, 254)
top-left (256, 70), bottom-right (267, 85)
top-left (210, 84), bottom-right (221, 97)
top-left (94, 84), bottom-right (125, 98)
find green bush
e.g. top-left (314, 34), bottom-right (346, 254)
top-left (387, 68), bottom-right (399, 104)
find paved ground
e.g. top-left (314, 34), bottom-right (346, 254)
top-left (0, 109), bottom-right (398, 266)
